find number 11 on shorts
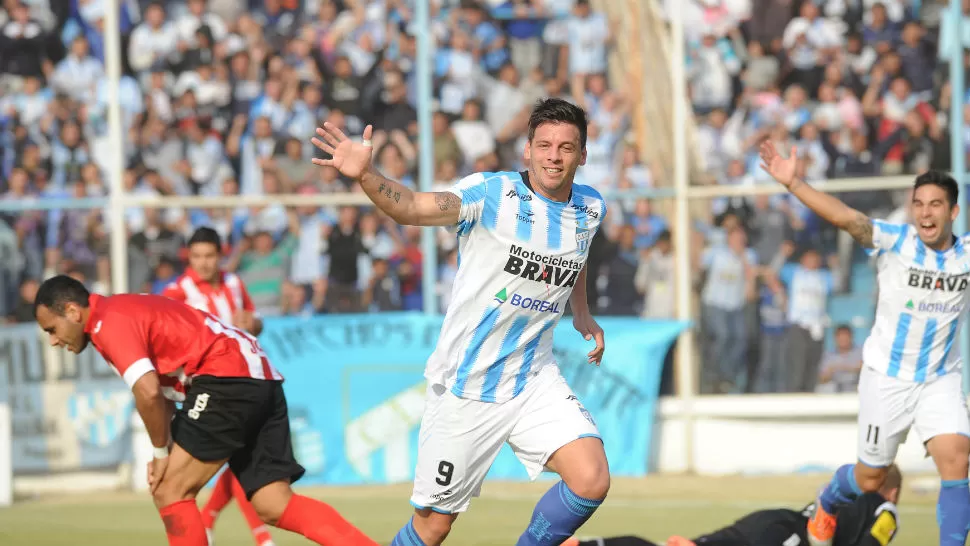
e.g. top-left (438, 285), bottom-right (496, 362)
top-left (866, 424), bottom-right (880, 446)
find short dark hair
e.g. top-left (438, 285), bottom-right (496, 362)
top-left (34, 275), bottom-right (90, 316)
top-left (188, 227), bottom-right (222, 251)
top-left (913, 170), bottom-right (959, 206)
top-left (527, 98), bottom-right (588, 148)
top-left (835, 324), bottom-right (853, 334)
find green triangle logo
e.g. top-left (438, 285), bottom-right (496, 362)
top-left (905, 300), bottom-right (914, 310)
top-left (494, 288), bottom-right (508, 303)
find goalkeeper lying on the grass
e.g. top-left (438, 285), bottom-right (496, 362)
top-left (565, 465), bottom-right (901, 546)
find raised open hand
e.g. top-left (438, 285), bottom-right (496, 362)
top-left (311, 123), bottom-right (374, 180)
top-left (758, 140), bottom-right (798, 188)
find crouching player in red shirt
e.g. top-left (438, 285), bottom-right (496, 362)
top-left (34, 275), bottom-right (378, 546)
top-left (161, 227), bottom-right (271, 546)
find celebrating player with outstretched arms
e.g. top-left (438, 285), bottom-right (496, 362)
top-left (312, 98), bottom-right (609, 546)
top-left (759, 141), bottom-right (970, 546)
top-left (34, 275), bottom-right (378, 546)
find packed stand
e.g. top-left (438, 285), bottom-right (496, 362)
top-left (0, 2), bottom-right (658, 332)
top-left (664, 0), bottom-right (954, 393)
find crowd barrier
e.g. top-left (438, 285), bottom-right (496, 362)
top-left (260, 313), bottom-right (687, 485)
top-left (0, 325), bottom-right (132, 476)
top-left (0, 315), bottom-right (686, 488)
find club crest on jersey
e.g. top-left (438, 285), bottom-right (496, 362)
top-left (575, 220), bottom-right (590, 257)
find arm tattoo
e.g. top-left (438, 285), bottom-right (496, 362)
top-left (845, 211), bottom-right (874, 248)
top-left (434, 192), bottom-right (460, 211)
top-left (393, 192), bottom-right (401, 203)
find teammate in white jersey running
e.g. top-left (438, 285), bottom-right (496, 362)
top-left (311, 99), bottom-right (609, 546)
top-left (759, 141), bottom-right (970, 546)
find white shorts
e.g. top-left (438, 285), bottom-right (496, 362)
top-left (857, 366), bottom-right (970, 467)
top-left (410, 365), bottom-right (600, 514)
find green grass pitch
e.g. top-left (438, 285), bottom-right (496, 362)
top-left (0, 475), bottom-right (939, 545)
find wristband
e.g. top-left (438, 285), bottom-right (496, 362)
top-left (153, 446), bottom-right (170, 459)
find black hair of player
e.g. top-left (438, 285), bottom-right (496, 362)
top-left (34, 275), bottom-right (90, 317)
top-left (527, 98), bottom-right (589, 149)
top-left (913, 170), bottom-right (959, 207)
top-left (188, 226), bottom-right (223, 252)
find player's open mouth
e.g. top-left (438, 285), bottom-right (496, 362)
top-left (920, 222), bottom-right (937, 236)
top-left (543, 167), bottom-right (563, 176)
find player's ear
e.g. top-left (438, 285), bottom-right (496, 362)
top-left (65, 302), bottom-right (82, 324)
top-left (523, 140), bottom-right (532, 162)
top-left (580, 147), bottom-right (587, 167)
top-left (951, 203), bottom-right (960, 222)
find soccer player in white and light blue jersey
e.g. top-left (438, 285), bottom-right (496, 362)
top-left (759, 141), bottom-right (970, 546)
top-left (311, 99), bottom-right (609, 546)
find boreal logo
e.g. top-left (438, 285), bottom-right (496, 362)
top-left (493, 288), bottom-right (562, 313)
top-left (907, 300), bottom-right (964, 314)
top-left (907, 271), bottom-right (970, 293)
top-left (503, 245), bottom-right (582, 288)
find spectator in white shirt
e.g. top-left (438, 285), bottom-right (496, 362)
top-left (565, 0), bottom-right (611, 96)
top-left (128, 3), bottom-right (179, 76)
top-left (450, 99), bottom-right (497, 168)
top-left (53, 36), bottom-right (103, 104)
top-left (177, 117), bottom-right (226, 195)
top-left (783, 2), bottom-right (843, 96)
top-left (176, 0), bottom-right (227, 47)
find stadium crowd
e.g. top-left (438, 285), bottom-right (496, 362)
top-left (0, 0), bottom-right (955, 395)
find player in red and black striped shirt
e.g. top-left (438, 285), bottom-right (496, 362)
top-left (162, 227), bottom-right (270, 546)
top-left (34, 275), bottom-right (377, 546)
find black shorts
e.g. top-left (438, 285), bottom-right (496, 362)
top-left (171, 376), bottom-right (306, 499)
top-left (694, 509), bottom-right (806, 546)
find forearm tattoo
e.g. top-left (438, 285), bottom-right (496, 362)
top-left (376, 180), bottom-right (402, 204)
top-left (845, 211), bottom-right (874, 248)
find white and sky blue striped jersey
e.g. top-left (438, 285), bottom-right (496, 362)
top-left (864, 220), bottom-right (970, 382)
top-left (425, 171), bottom-right (606, 403)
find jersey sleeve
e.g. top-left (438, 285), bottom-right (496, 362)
top-left (93, 312), bottom-right (155, 389)
top-left (160, 281), bottom-right (185, 302)
top-left (867, 220), bottom-right (908, 256)
top-left (444, 172), bottom-right (489, 236)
